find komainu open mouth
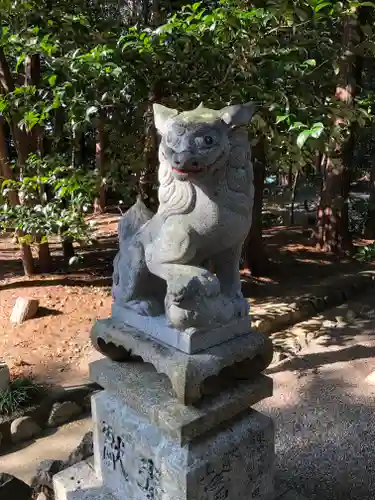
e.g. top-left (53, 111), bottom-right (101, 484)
top-left (172, 166), bottom-right (204, 175)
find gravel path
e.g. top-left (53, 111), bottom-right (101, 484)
top-left (257, 293), bottom-right (375, 500)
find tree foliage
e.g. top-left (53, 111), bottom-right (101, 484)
top-left (0, 0), bottom-right (375, 274)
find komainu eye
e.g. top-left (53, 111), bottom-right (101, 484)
top-left (204, 135), bottom-right (213, 145)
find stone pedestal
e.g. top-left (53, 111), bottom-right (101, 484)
top-left (53, 321), bottom-right (303, 500)
top-left (90, 319), bottom-right (273, 405)
top-left (93, 390), bottom-right (274, 500)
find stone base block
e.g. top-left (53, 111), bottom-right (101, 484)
top-left (90, 358), bottom-right (272, 445)
top-left (112, 303), bottom-right (251, 354)
top-left (54, 460), bottom-right (306, 500)
top-left (91, 318), bottom-right (273, 404)
top-left (92, 390), bottom-right (275, 500)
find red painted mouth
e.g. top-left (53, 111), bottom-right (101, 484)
top-left (172, 167), bottom-right (204, 175)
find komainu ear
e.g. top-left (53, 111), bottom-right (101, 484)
top-left (220, 102), bottom-right (256, 127)
top-left (153, 104), bottom-right (179, 135)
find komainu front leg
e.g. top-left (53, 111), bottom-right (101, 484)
top-left (145, 223), bottom-right (226, 329)
top-left (212, 245), bottom-right (249, 318)
top-left (146, 222), bottom-right (220, 300)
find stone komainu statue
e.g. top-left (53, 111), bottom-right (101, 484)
top-left (112, 102), bottom-right (255, 332)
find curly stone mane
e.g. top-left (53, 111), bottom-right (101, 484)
top-left (224, 128), bottom-right (254, 216)
top-left (157, 146), bottom-right (196, 218)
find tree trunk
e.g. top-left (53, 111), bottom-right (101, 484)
top-left (151, 0), bottom-right (161, 25)
top-left (1, 49), bottom-right (50, 274)
top-left (363, 7), bottom-right (375, 238)
top-left (315, 150), bottom-right (323, 175)
top-left (142, 0), bottom-right (149, 24)
top-left (27, 53), bottom-right (52, 269)
top-left (315, 156), bottom-right (352, 253)
top-left (62, 237), bottom-right (75, 262)
top-left (0, 117), bottom-right (19, 206)
top-left (241, 138), bottom-right (269, 277)
top-left (290, 170), bottom-right (299, 225)
top-left (36, 235), bottom-right (52, 273)
top-left (0, 116), bottom-right (35, 275)
top-left (24, 54), bottom-right (41, 157)
top-left (364, 148), bottom-right (375, 239)
top-left (20, 242), bottom-right (35, 276)
top-left (0, 47), bottom-right (15, 93)
top-left (314, 12), bottom-right (360, 255)
top-left (278, 173), bottom-right (288, 186)
top-left (0, 48), bottom-right (30, 171)
top-left (94, 116), bottom-right (106, 213)
top-left (287, 164), bottom-right (293, 188)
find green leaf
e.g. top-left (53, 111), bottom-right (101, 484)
top-left (112, 67), bottom-right (122, 78)
top-left (85, 106), bottom-right (98, 121)
top-left (310, 122), bottom-right (324, 138)
top-left (304, 59), bottom-right (316, 67)
top-left (16, 54), bottom-right (25, 71)
top-left (0, 97), bottom-right (7, 113)
top-left (296, 129), bottom-right (312, 149)
top-left (48, 74), bottom-right (57, 87)
top-left (314, 2), bottom-right (332, 12)
top-left (288, 122), bottom-right (307, 131)
top-left (276, 115), bottom-right (289, 124)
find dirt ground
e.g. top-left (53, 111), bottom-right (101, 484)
top-left (0, 213), bottom-right (373, 387)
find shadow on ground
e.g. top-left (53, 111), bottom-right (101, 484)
top-left (259, 374), bottom-right (375, 500)
top-left (269, 299), bottom-right (375, 359)
top-left (268, 344), bottom-right (375, 375)
top-left (259, 299), bottom-right (375, 500)
top-left (0, 233), bottom-right (117, 290)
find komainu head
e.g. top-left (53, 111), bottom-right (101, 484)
top-left (153, 102), bottom-right (255, 183)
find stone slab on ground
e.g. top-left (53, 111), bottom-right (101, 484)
top-left (30, 431), bottom-right (93, 497)
top-left (112, 303), bottom-right (251, 353)
top-left (48, 401), bottom-right (83, 428)
top-left (10, 297), bottom-right (39, 324)
top-left (92, 390), bottom-right (274, 500)
top-left (11, 415), bottom-right (41, 443)
top-left (91, 318), bottom-right (273, 405)
top-left (53, 458), bottom-right (115, 500)
top-left (90, 358), bottom-right (272, 445)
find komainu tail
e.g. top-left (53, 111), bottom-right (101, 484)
top-left (118, 196), bottom-right (153, 248)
